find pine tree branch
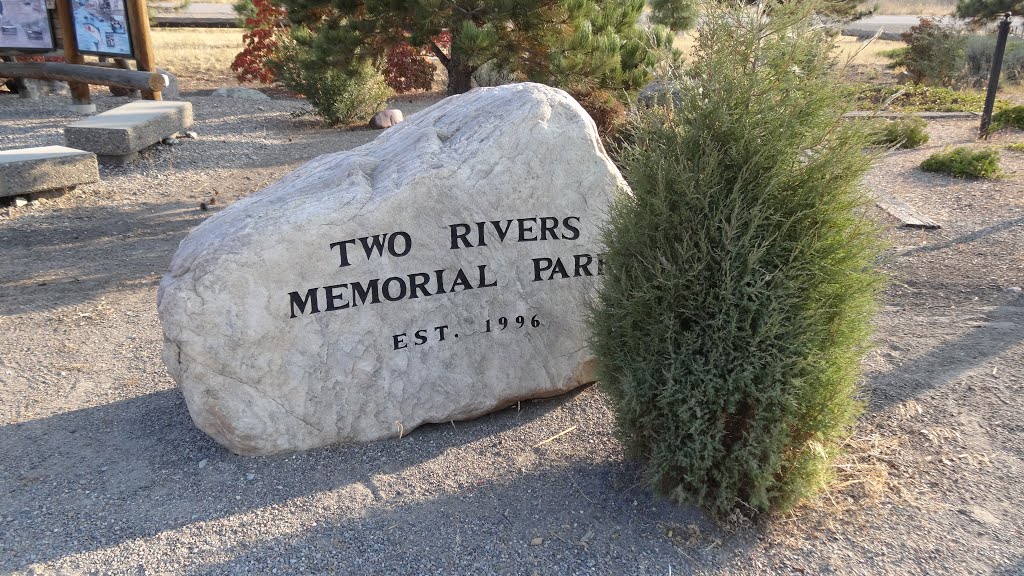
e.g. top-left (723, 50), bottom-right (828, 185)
top-left (429, 41), bottom-right (450, 66)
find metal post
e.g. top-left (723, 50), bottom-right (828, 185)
top-left (980, 13), bottom-right (1012, 138)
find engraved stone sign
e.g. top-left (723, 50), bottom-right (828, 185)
top-left (158, 83), bottom-right (628, 455)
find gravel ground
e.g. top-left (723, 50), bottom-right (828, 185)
top-left (1, 93), bottom-right (1022, 575)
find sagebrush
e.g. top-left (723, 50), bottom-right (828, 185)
top-left (591, 0), bottom-right (884, 517)
top-left (867, 117), bottom-right (930, 149)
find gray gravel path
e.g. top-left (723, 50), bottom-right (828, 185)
top-left (1, 94), bottom-right (1022, 575)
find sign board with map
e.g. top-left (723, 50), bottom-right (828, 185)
top-left (69, 0), bottom-right (132, 57)
top-left (0, 0), bottom-right (57, 52)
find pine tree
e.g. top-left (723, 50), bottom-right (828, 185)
top-left (273, 0), bottom-right (684, 95)
top-left (956, 0), bottom-right (1020, 19)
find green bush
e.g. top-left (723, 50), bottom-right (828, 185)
top-left (591, 0), bottom-right (883, 517)
top-left (272, 32), bottom-right (393, 126)
top-left (894, 18), bottom-right (966, 86)
top-left (867, 117), bottom-right (930, 149)
top-left (920, 147), bottom-right (1001, 178)
top-left (848, 83), bottom-right (995, 112)
top-left (963, 35), bottom-right (1024, 87)
top-left (992, 106), bottom-right (1024, 131)
top-left (1005, 142), bottom-right (1024, 152)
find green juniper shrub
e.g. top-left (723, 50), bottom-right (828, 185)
top-left (590, 0), bottom-right (884, 517)
top-left (920, 147), bottom-right (1001, 178)
top-left (992, 105), bottom-right (1024, 131)
top-left (867, 117), bottom-right (930, 149)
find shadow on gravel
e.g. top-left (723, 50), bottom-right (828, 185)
top-left (864, 294), bottom-right (1024, 412)
top-left (0, 386), bottom-right (719, 571)
top-left (186, 460), bottom-right (719, 575)
top-left (994, 558), bottom-right (1024, 575)
top-left (0, 201), bottom-right (207, 316)
top-left (898, 215), bottom-right (1024, 258)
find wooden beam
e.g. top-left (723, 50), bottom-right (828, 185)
top-left (54, 0), bottom-right (93, 110)
top-left (0, 62), bottom-right (164, 92)
top-left (125, 0), bottom-right (160, 100)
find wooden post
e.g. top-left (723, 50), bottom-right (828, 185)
top-left (125, 0), bottom-right (160, 100)
top-left (55, 0), bottom-right (95, 112)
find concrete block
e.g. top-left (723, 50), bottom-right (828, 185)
top-left (65, 100), bottom-right (193, 160)
top-left (0, 146), bottom-right (99, 198)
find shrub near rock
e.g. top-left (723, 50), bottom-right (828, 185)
top-left (590, 0), bottom-right (884, 516)
top-left (272, 37), bottom-right (393, 126)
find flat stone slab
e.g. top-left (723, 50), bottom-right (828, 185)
top-left (877, 200), bottom-right (941, 229)
top-left (0, 146), bottom-right (99, 198)
top-left (65, 101), bottom-right (193, 158)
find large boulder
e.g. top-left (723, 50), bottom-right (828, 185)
top-left (158, 83), bottom-right (627, 455)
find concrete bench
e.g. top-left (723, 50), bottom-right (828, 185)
top-left (0, 146), bottom-right (99, 200)
top-left (65, 100), bottom-right (193, 164)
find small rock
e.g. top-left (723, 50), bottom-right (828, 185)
top-left (960, 506), bottom-right (999, 526)
top-left (13, 196), bottom-right (28, 208)
top-left (184, 131), bottom-right (199, 139)
top-left (637, 79), bottom-right (690, 108)
top-left (163, 137), bottom-right (179, 145)
top-left (530, 537), bottom-right (544, 546)
top-left (245, 473), bottom-right (256, 481)
top-left (1007, 286), bottom-right (1022, 293)
top-left (369, 109), bottom-right (404, 129)
top-left (198, 459), bottom-right (208, 469)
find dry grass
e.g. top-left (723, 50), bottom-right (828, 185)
top-left (671, 33), bottom-right (906, 67)
top-left (835, 35), bottom-right (906, 66)
top-left (871, 0), bottom-right (957, 16)
top-left (151, 28), bottom-right (243, 85)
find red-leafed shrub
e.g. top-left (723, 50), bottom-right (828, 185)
top-left (382, 31), bottom-right (451, 93)
top-left (231, 0), bottom-right (286, 84)
top-left (384, 42), bottom-right (436, 93)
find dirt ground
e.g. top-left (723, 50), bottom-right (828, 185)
top-left (0, 89), bottom-right (1022, 574)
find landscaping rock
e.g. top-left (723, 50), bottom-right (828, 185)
top-left (637, 79), bottom-right (689, 108)
top-left (368, 108), bottom-right (404, 129)
top-left (211, 87), bottom-right (271, 101)
top-left (158, 83), bottom-right (626, 455)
